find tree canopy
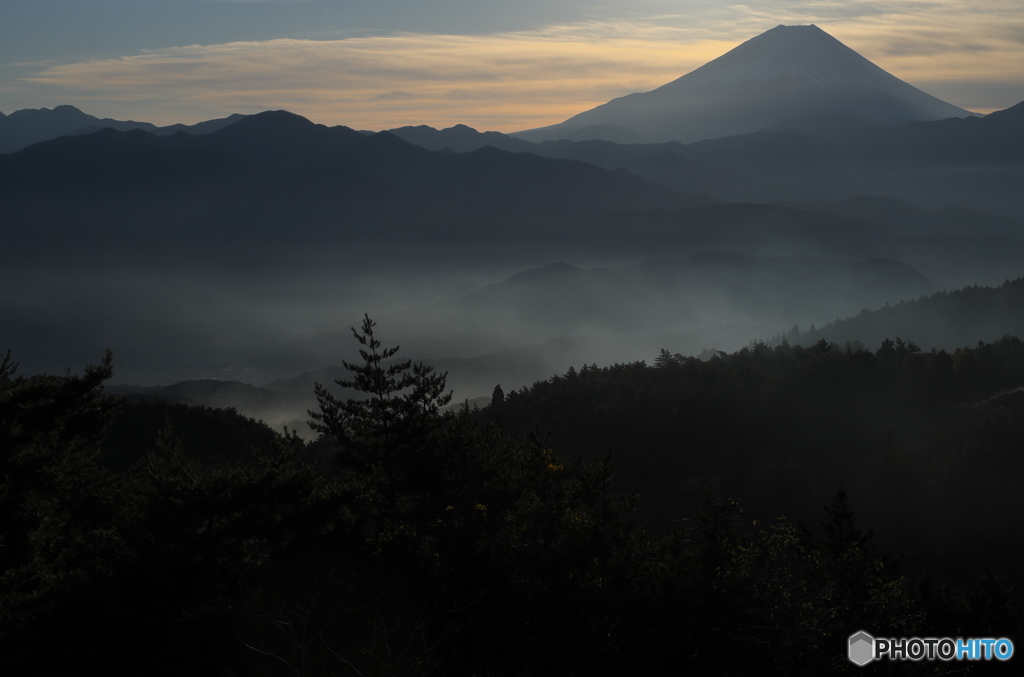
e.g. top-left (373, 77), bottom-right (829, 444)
top-left (1, 329), bottom-right (1021, 675)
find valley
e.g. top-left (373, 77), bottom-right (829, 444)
top-left (3, 18), bottom-right (1023, 674)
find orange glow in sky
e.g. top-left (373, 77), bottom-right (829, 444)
top-left (7, 9), bottom-right (1024, 130)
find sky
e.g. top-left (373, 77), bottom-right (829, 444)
top-left (2, 1), bottom-right (1023, 132)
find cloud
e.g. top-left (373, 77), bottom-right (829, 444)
top-left (14, 3), bottom-right (1024, 128)
top-left (19, 26), bottom-right (732, 130)
top-left (816, 2), bottom-right (1024, 110)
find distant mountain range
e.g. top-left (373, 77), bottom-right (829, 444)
top-left (390, 100), bottom-right (1024, 220)
top-left (6, 110), bottom-right (1022, 292)
top-left (380, 254), bottom-right (938, 352)
top-left (0, 110), bottom-right (694, 218)
top-left (514, 24), bottom-right (974, 144)
top-left (0, 104), bottom-right (245, 154)
top-left (6, 31), bottom-right (1023, 221)
top-left (3, 24), bottom-right (1023, 391)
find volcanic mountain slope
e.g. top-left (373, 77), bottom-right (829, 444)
top-left (516, 24), bottom-right (973, 143)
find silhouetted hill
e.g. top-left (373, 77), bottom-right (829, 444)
top-left (985, 99), bottom-right (1024, 122)
top-left (678, 100), bottom-right (1024, 215)
top-left (466, 253), bottom-right (935, 328)
top-left (2, 111), bottom-right (728, 297)
top-left (480, 334), bottom-right (1024, 587)
top-left (366, 252), bottom-right (938, 364)
top-left (100, 399), bottom-right (281, 469)
top-left (389, 123), bottom-right (529, 153)
top-left (151, 113), bottom-right (248, 136)
top-left (107, 380), bottom-right (313, 437)
top-left (108, 379), bottom-right (286, 410)
top-left (0, 104), bottom-right (247, 154)
top-left (14, 99), bottom-right (1023, 221)
top-left (795, 277), bottom-right (1024, 349)
top-left (390, 105), bottom-right (1024, 220)
top-left (866, 109), bottom-right (1024, 166)
top-left (0, 110), bottom-right (697, 231)
top-left (201, 110), bottom-right (367, 165)
top-left (0, 104), bottom-right (158, 154)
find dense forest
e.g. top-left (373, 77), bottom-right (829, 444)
top-left (2, 318), bottom-right (1022, 675)
top-left (484, 334), bottom-right (1024, 582)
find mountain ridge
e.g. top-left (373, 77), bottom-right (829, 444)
top-left (795, 277), bottom-right (1024, 350)
top-left (515, 24), bottom-right (974, 143)
top-left (0, 104), bottom-right (246, 154)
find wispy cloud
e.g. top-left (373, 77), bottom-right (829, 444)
top-left (13, 3), bottom-right (1024, 129)
top-left (820, 2), bottom-right (1024, 110)
top-left (19, 26), bottom-right (731, 130)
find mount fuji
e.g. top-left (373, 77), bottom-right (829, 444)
top-left (515, 25), bottom-right (974, 144)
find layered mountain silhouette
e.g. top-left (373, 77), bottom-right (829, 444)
top-left (369, 254), bottom-right (938, 361)
top-left (0, 109), bottom-right (695, 219)
top-left (13, 110), bottom-right (1022, 290)
top-left (0, 104), bottom-right (245, 154)
top-left (235, 253), bottom-right (939, 415)
top-left (515, 24), bottom-right (973, 143)
top-left (389, 93), bottom-right (1024, 213)
top-left (4, 95), bottom-right (1023, 386)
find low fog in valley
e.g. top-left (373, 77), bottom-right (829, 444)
top-left (4, 119), bottom-right (1021, 433)
top-left (6, 20), bottom-right (1024, 674)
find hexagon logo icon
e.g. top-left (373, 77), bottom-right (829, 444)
top-left (848, 630), bottom-right (875, 666)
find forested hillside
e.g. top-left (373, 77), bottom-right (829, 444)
top-left (6, 13), bottom-right (1024, 675)
top-left (3, 320), bottom-right (1021, 675)
top-left (790, 276), bottom-right (1024, 350)
top-left (485, 335), bottom-right (1024, 582)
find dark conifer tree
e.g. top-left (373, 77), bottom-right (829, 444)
top-left (308, 314), bottom-right (452, 509)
